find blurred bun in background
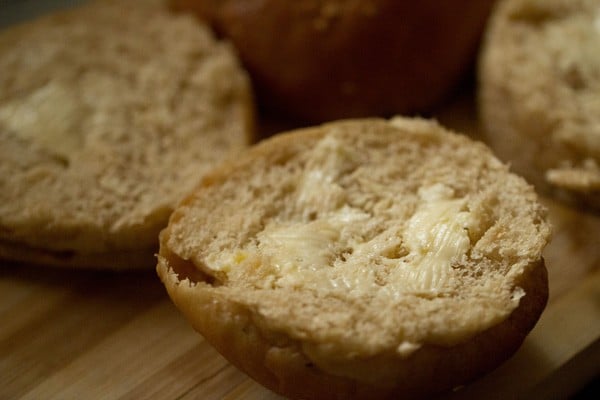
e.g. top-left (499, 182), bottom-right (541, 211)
top-left (172, 0), bottom-right (497, 123)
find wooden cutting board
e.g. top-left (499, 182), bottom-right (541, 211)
top-left (1, 88), bottom-right (599, 400)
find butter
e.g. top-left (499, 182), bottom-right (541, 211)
top-left (296, 135), bottom-right (359, 213)
top-left (203, 206), bottom-right (372, 290)
top-left (206, 184), bottom-right (477, 295)
top-left (257, 220), bottom-right (340, 287)
top-left (0, 81), bottom-right (85, 160)
top-left (396, 184), bottom-right (476, 292)
top-left (260, 207), bottom-right (378, 289)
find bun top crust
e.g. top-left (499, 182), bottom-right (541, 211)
top-left (171, 0), bottom-right (497, 122)
top-left (479, 0), bottom-right (600, 207)
top-left (0, 0), bottom-right (253, 258)
top-left (160, 117), bottom-right (550, 366)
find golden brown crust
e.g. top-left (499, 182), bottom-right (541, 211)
top-left (171, 0), bottom-right (497, 122)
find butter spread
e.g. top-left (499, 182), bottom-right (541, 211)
top-left (199, 155), bottom-right (518, 352)
top-left (193, 135), bottom-right (531, 361)
top-left (296, 135), bottom-right (359, 213)
top-left (258, 219), bottom-right (340, 287)
top-left (204, 136), bottom-right (479, 295)
top-left (205, 183), bottom-right (478, 297)
top-left (0, 82), bottom-right (85, 160)
top-left (395, 183), bottom-right (477, 292)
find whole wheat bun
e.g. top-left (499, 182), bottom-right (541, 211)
top-left (479, 0), bottom-right (600, 210)
top-left (171, 0), bottom-right (497, 123)
top-left (157, 117), bottom-right (550, 399)
top-left (0, 0), bottom-right (254, 269)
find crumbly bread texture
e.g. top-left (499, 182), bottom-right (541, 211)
top-left (0, 0), bottom-right (254, 268)
top-left (157, 117), bottom-right (551, 399)
top-left (171, 0), bottom-right (497, 123)
top-left (479, 0), bottom-right (600, 210)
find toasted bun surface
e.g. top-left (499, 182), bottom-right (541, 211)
top-left (171, 0), bottom-right (497, 122)
top-left (157, 117), bottom-right (550, 399)
top-left (479, 0), bottom-right (600, 210)
top-left (0, 0), bottom-right (254, 268)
